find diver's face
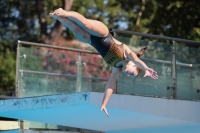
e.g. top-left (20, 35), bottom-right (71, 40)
top-left (122, 62), bottom-right (138, 78)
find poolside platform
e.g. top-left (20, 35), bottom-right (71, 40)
top-left (0, 92), bottom-right (200, 133)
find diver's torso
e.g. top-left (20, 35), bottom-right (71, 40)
top-left (90, 34), bottom-right (125, 67)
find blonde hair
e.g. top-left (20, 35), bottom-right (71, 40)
top-left (135, 47), bottom-right (147, 76)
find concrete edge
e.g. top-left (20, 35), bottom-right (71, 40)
top-left (0, 92), bottom-right (90, 113)
top-left (90, 92), bottom-right (200, 123)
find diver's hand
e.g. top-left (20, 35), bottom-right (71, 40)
top-left (100, 105), bottom-right (110, 117)
top-left (144, 67), bottom-right (158, 80)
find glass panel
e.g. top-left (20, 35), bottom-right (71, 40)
top-left (116, 36), bottom-right (171, 60)
top-left (17, 46), bottom-right (109, 98)
top-left (81, 78), bottom-right (108, 92)
top-left (18, 75), bottom-right (77, 97)
top-left (80, 53), bottom-right (110, 92)
top-left (19, 47), bottom-right (78, 73)
top-left (23, 120), bottom-right (75, 130)
top-left (116, 36), bottom-right (172, 98)
top-left (176, 45), bottom-right (200, 100)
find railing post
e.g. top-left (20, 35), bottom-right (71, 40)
top-left (15, 42), bottom-right (20, 98)
top-left (76, 52), bottom-right (82, 92)
top-left (171, 40), bottom-right (177, 98)
top-left (16, 41), bottom-right (25, 130)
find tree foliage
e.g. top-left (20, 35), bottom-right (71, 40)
top-left (148, 0), bottom-right (200, 40)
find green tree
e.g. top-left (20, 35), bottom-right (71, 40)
top-left (147, 0), bottom-right (200, 41)
top-left (0, 49), bottom-right (16, 95)
top-left (0, 0), bottom-right (74, 95)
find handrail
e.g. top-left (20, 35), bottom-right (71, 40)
top-left (19, 70), bottom-right (109, 81)
top-left (141, 58), bottom-right (200, 68)
top-left (18, 39), bottom-right (200, 67)
top-left (111, 29), bottom-right (200, 99)
top-left (17, 40), bottom-right (99, 54)
top-left (112, 29), bottom-right (200, 45)
top-left (17, 40), bottom-right (200, 68)
top-left (0, 95), bottom-right (16, 99)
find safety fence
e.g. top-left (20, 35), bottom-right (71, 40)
top-left (16, 29), bottom-right (200, 100)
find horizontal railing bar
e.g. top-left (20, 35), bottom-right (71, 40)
top-left (19, 70), bottom-right (109, 81)
top-left (142, 58), bottom-right (171, 64)
top-left (141, 58), bottom-right (200, 67)
top-left (17, 40), bottom-right (200, 67)
top-left (113, 29), bottom-right (200, 45)
top-left (17, 40), bottom-right (99, 54)
top-left (0, 95), bottom-right (16, 99)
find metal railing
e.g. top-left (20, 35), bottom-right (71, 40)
top-left (141, 58), bottom-right (200, 67)
top-left (17, 40), bottom-right (99, 54)
top-left (19, 70), bottom-right (108, 81)
top-left (112, 29), bottom-right (200, 45)
top-left (0, 95), bottom-right (16, 99)
top-left (17, 29), bottom-right (200, 100)
top-left (16, 40), bottom-right (108, 98)
top-left (112, 29), bottom-right (200, 99)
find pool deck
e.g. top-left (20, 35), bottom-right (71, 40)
top-left (0, 92), bottom-right (200, 132)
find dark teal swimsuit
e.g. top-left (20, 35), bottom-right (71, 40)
top-left (90, 34), bottom-right (125, 67)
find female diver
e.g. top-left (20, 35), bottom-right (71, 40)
top-left (49, 8), bottom-right (158, 116)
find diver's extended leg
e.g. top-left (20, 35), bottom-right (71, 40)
top-left (50, 8), bottom-right (109, 37)
top-left (50, 14), bottom-right (91, 44)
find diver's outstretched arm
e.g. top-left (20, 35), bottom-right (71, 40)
top-left (101, 67), bottom-right (121, 117)
top-left (124, 45), bottom-right (158, 79)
